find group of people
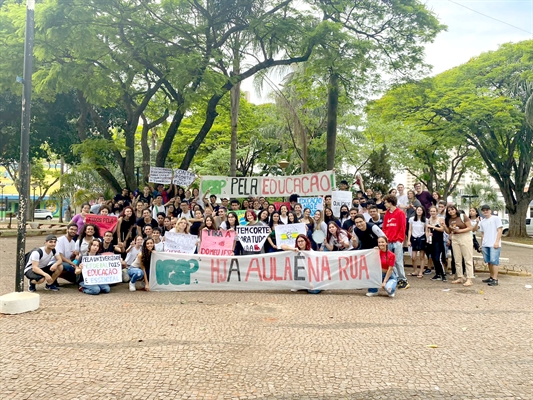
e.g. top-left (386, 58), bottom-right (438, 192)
top-left (24, 179), bottom-right (503, 297)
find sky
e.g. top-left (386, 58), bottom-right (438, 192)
top-left (243, 0), bottom-right (533, 102)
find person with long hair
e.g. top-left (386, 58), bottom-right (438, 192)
top-left (324, 221), bottom-right (351, 251)
top-left (128, 237), bottom-right (155, 292)
top-left (366, 236), bottom-right (397, 298)
top-left (71, 203), bottom-right (91, 235)
top-left (427, 206), bottom-right (447, 282)
top-left (223, 211), bottom-right (242, 256)
top-left (279, 205), bottom-right (289, 224)
top-left (258, 209), bottom-right (270, 225)
top-left (287, 211), bottom-right (299, 225)
top-left (117, 206), bottom-right (136, 251)
top-left (266, 211), bottom-right (283, 252)
top-left (323, 207), bottom-right (340, 226)
top-left (283, 234), bottom-right (321, 294)
top-left (408, 206), bottom-right (427, 278)
top-left (75, 239), bottom-right (111, 295)
top-left (174, 217), bottom-right (190, 234)
top-left (469, 207), bottom-right (482, 253)
top-left (75, 224), bottom-right (100, 258)
top-left (444, 205), bottom-right (474, 286)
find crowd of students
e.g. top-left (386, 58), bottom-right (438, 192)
top-left (24, 179), bottom-right (503, 297)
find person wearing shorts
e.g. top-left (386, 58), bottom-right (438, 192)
top-left (478, 205), bottom-right (503, 286)
top-left (24, 234), bottom-right (64, 292)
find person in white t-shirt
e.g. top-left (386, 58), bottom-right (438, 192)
top-left (478, 204), bottom-right (503, 286)
top-left (24, 234), bottom-right (63, 292)
top-left (55, 223), bottom-right (80, 285)
top-left (396, 183), bottom-right (409, 212)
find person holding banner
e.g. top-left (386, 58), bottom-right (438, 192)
top-left (366, 236), bottom-right (397, 298)
top-left (281, 234), bottom-right (322, 294)
top-left (222, 212), bottom-right (242, 255)
top-left (128, 238), bottom-right (155, 292)
top-left (324, 222), bottom-right (352, 251)
top-left (117, 206), bottom-right (136, 250)
top-left (76, 239), bottom-right (111, 295)
top-left (242, 210), bottom-right (270, 255)
top-left (266, 211), bottom-right (283, 252)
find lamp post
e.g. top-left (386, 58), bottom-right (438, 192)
top-left (461, 194), bottom-right (479, 210)
top-left (0, 182), bottom-right (5, 221)
top-left (31, 182), bottom-right (38, 221)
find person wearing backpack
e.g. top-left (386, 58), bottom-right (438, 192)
top-left (24, 234), bottom-right (64, 292)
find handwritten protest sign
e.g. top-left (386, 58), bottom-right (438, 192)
top-left (235, 225), bottom-right (270, 252)
top-left (201, 170), bottom-right (335, 198)
top-left (199, 229), bottom-right (235, 256)
top-left (173, 169), bottom-right (196, 186)
top-left (274, 201), bottom-right (291, 211)
top-left (234, 210), bottom-right (247, 225)
top-left (81, 255), bottom-right (122, 285)
top-left (298, 197), bottom-right (323, 214)
top-left (85, 214), bottom-right (118, 234)
top-left (331, 190), bottom-right (352, 217)
top-left (275, 223), bottom-right (307, 249)
top-left (164, 231), bottom-right (198, 254)
top-left (149, 249), bottom-right (382, 291)
top-left (149, 167), bottom-right (172, 184)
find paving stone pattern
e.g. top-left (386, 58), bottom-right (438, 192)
top-left (1, 237), bottom-right (532, 399)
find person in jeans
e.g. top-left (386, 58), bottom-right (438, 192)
top-left (25, 234), bottom-right (63, 292)
top-left (75, 239), bottom-right (111, 295)
top-left (382, 195), bottom-right (409, 289)
top-left (478, 205), bottom-right (503, 286)
top-left (366, 236), bottom-right (398, 298)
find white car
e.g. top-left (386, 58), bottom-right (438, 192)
top-left (501, 218), bottom-right (509, 236)
top-left (34, 209), bottom-right (53, 220)
top-left (501, 218), bottom-right (533, 237)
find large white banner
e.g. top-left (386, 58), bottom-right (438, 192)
top-left (164, 231), bottom-right (198, 254)
top-left (331, 190), bottom-right (352, 217)
top-left (200, 171), bottom-right (335, 198)
top-left (149, 249), bottom-right (382, 291)
top-left (275, 223), bottom-right (307, 249)
top-left (81, 255), bottom-right (122, 285)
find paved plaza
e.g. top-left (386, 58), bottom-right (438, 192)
top-left (1, 236), bottom-right (532, 399)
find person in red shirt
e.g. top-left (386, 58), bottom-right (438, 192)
top-left (366, 236), bottom-right (397, 297)
top-left (382, 194), bottom-right (409, 289)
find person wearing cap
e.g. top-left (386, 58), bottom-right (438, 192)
top-left (24, 235), bottom-right (64, 292)
top-left (478, 205), bottom-right (503, 286)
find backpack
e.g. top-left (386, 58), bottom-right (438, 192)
top-left (24, 248), bottom-right (56, 266)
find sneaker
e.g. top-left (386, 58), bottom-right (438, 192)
top-left (423, 269), bottom-right (432, 275)
top-left (487, 280), bottom-right (498, 286)
top-left (28, 282), bottom-right (36, 292)
top-left (366, 292), bottom-right (378, 297)
top-left (129, 282), bottom-right (136, 292)
top-left (431, 275), bottom-right (442, 281)
top-left (388, 292), bottom-right (395, 298)
top-left (482, 277), bottom-right (495, 283)
top-left (441, 275), bottom-right (447, 282)
top-left (397, 280), bottom-right (406, 289)
top-left (399, 281), bottom-right (410, 290)
top-left (78, 286), bottom-right (83, 293)
top-left (44, 284), bottom-right (60, 291)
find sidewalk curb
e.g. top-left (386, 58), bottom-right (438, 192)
top-left (501, 240), bottom-right (533, 249)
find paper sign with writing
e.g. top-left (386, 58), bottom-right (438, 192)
top-left (331, 190), bottom-right (352, 217)
top-left (199, 229), bottom-right (235, 256)
top-left (85, 214), bottom-right (118, 234)
top-left (149, 167), bottom-right (172, 184)
top-left (298, 197), bottom-right (324, 215)
top-left (234, 210), bottom-right (247, 226)
top-left (149, 249), bottom-right (382, 291)
top-left (235, 225), bottom-right (270, 252)
top-left (172, 169), bottom-right (196, 186)
top-left (200, 170), bottom-right (335, 198)
top-left (275, 223), bottom-right (307, 249)
top-left (81, 255), bottom-right (122, 285)
top-left (164, 231), bottom-right (198, 254)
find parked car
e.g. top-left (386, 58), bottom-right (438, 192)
top-left (527, 218), bottom-right (533, 237)
top-left (501, 218), bottom-right (509, 236)
top-left (34, 209), bottom-right (53, 220)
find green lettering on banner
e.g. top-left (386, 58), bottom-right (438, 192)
top-left (155, 259), bottom-right (199, 285)
top-left (201, 179), bottom-right (226, 195)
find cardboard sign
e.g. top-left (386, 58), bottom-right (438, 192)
top-left (199, 229), bottom-right (235, 256)
top-left (149, 167), bottom-right (172, 184)
top-left (172, 169), bottom-right (196, 186)
top-left (149, 249), bottom-right (382, 291)
top-left (275, 223), bottom-right (307, 249)
top-left (81, 255), bottom-right (122, 285)
top-left (299, 197), bottom-right (324, 215)
top-left (235, 225), bottom-right (270, 252)
top-left (164, 231), bottom-right (198, 254)
top-left (85, 214), bottom-right (118, 234)
top-left (331, 190), bottom-right (352, 217)
top-left (200, 171), bottom-right (335, 198)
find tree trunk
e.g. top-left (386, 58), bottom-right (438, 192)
top-left (326, 72), bottom-right (339, 170)
top-left (230, 82), bottom-right (240, 177)
top-left (508, 196), bottom-right (531, 237)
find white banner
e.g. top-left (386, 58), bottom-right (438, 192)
top-left (331, 190), bottom-right (352, 217)
top-left (149, 249), bottom-right (382, 291)
top-left (81, 255), bottom-right (122, 285)
top-left (164, 231), bottom-right (198, 254)
top-left (235, 225), bottom-right (270, 252)
top-left (200, 170), bottom-right (335, 198)
top-left (299, 197), bottom-right (324, 215)
top-left (149, 167), bottom-right (172, 184)
top-left (173, 169), bottom-right (196, 186)
top-left (275, 223), bottom-right (307, 249)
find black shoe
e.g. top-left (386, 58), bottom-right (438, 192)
top-left (441, 275), bottom-right (447, 282)
top-left (482, 277), bottom-right (494, 283)
top-left (397, 280), bottom-right (406, 289)
top-left (423, 269), bottom-right (432, 275)
top-left (431, 275), bottom-right (441, 281)
top-left (28, 282), bottom-right (36, 292)
top-left (487, 280), bottom-right (498, 286)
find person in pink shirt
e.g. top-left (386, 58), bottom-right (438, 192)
top-left (382, 195), bottom-right (409, 290)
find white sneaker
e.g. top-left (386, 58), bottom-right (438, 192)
top-left (388, 293), bottom-right (395, 298)
top-left (129, 282), bottom-right (136, 292)
top-left (366, 292), bottom-right (378, 297)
